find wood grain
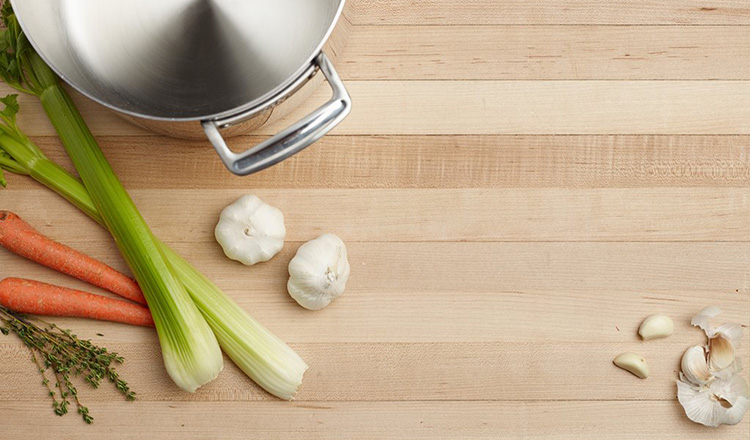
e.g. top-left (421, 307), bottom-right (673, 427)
top-left (3, 188), bottom-right (750, 242)
top-left (5, 135), bottom-right (750, 189)
top-left (1, 401), bottom-right (746, 440)
top-left (265, 81), bottom-right (750, 135)
top-left (7, 81), bottom-right (750, 136)
top-left (342, 26), bottom-right (750, 80)
top-left (1, 339), bottom-right (748, 401)
top-left (3, 239), bottom-right (749, 300)
top-left (350, 1), bottom-right (750, 25)
top-left (0, 284), bottom-right (747, 345)
top-left (1, 0), bottom-right (748, 437)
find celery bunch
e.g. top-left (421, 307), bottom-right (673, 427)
top-left (0, 4), bottom-right (307, 399)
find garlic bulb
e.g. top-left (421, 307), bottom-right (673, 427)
top-left (215, 195), bottom-right (285, 265)
top-left (287, 234), bottom-right (350, 310)
top-left (677, 306), bottom-right (750, 427)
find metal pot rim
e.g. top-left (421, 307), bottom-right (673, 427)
top-left (12, 0), bottom-right (347, 123)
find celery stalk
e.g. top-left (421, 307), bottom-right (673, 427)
top-left (0, 4), bottom-right (307, 398)
top-left (163, 247), bottom-right (308, 399)
top-left (33, 61), bottom-right (223, 393)
top-left (0, 110), bottom-right (307, 399)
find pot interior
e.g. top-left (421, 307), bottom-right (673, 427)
top-left (12, 0), bottom-right (344, 121)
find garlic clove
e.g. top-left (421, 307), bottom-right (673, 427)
top-left (681, 345), bottom-right (713, 385)
top-left (677, 373), bottom-right (750, 427)
top-left (638, 314), bottom-right (674, 341)
top-left (714, 355), bottom-right (744, 381)
top-left (613, 352), bottom-right (649, 379)
top-left (708, 333), bottom-right (737, 372)
top-left (215, 195), bottom-right (286, 266)
top-left (689, 307), bottom-right (743, 374)
top-left (287, 234), bottom-right (350, 310)
top-left (714, 322), bottom-right (744, 347)
top-left (679, 307), bottom-right (749, 427)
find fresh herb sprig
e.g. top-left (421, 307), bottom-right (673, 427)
top-left (0, 305), bottom-right (136, 424)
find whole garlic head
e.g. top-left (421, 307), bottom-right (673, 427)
top-left (287, 234), bottom-right (350, 310)
top-left (215, 195), bottom-right (286, 265)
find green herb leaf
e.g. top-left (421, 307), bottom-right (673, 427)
top-left (0, 306), bottom-right (136, 424)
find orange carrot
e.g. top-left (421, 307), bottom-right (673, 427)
top-left (0, 277), bottom-right (154, 327)
top-left (0, 211), bottom-right (147, 306)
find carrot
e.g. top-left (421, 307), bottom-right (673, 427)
top-left (0, 211), bottom-right (147, 306)
top-left (0, 277), bottom-right (154, 327)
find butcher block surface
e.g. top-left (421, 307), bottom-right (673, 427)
top-left (1, 1), bottom-right (749, 438)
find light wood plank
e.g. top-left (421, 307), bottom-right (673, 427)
top-left (7, 82), bottom-right (750, 136)
top-left (0, 1), bottom-right (747, 438)
top-left (267, 81), bottom-right (750, 135)
top-left (0, 401), bottom-right (747, 439)
top-left (1, 289), bottom-right (748, 345)
top-left (6, 135), bottom-right (750, 189)
top-left (342, 26), bottom-right (750, 80)
top-left (3, 188), bottom-right (750, 242)
top-left (0, 339), bottom-right (748, 401)
top-left (3, 240), bottom-right (748, 296)
top-left (350, 0), bottom-right (750, 25)
top-left (1, 253), bottom-right (747, 344)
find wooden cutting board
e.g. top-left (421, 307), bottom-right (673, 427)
top-left (1, 1), bottom-right (749, 438)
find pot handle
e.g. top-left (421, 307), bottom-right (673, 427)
top-left (201, 52), bottom-right (351, 176)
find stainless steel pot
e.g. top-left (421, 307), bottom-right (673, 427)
top-left (11, 0), bottom-right (352, 175)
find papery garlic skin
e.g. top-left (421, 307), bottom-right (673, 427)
top-left (677, 306), bottom-right (750, 427)
top-left (677, 374), bottom-right (750, 427)
top-left (215, 195), bottom-right (286, 266)
top-left (691, 306), bottom-right (743, 374)
top-left (691, 306), bottom-right (722, 332)
top-left (287, 234), bottom-right (350, 310)
top-left (708, 323), bottom-right (743, 372)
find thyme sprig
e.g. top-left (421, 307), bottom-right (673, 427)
top-left (0, 305), bottom-right (135, 424)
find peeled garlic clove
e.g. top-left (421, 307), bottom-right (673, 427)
top-left (287, 234), bottom-right (350, 310)
top-left (613, 352), bottom-right (649, 379)
top-left (638, 314), bottom-right (674, 341)
top-left (681, 345), bottom-right (713, 385)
